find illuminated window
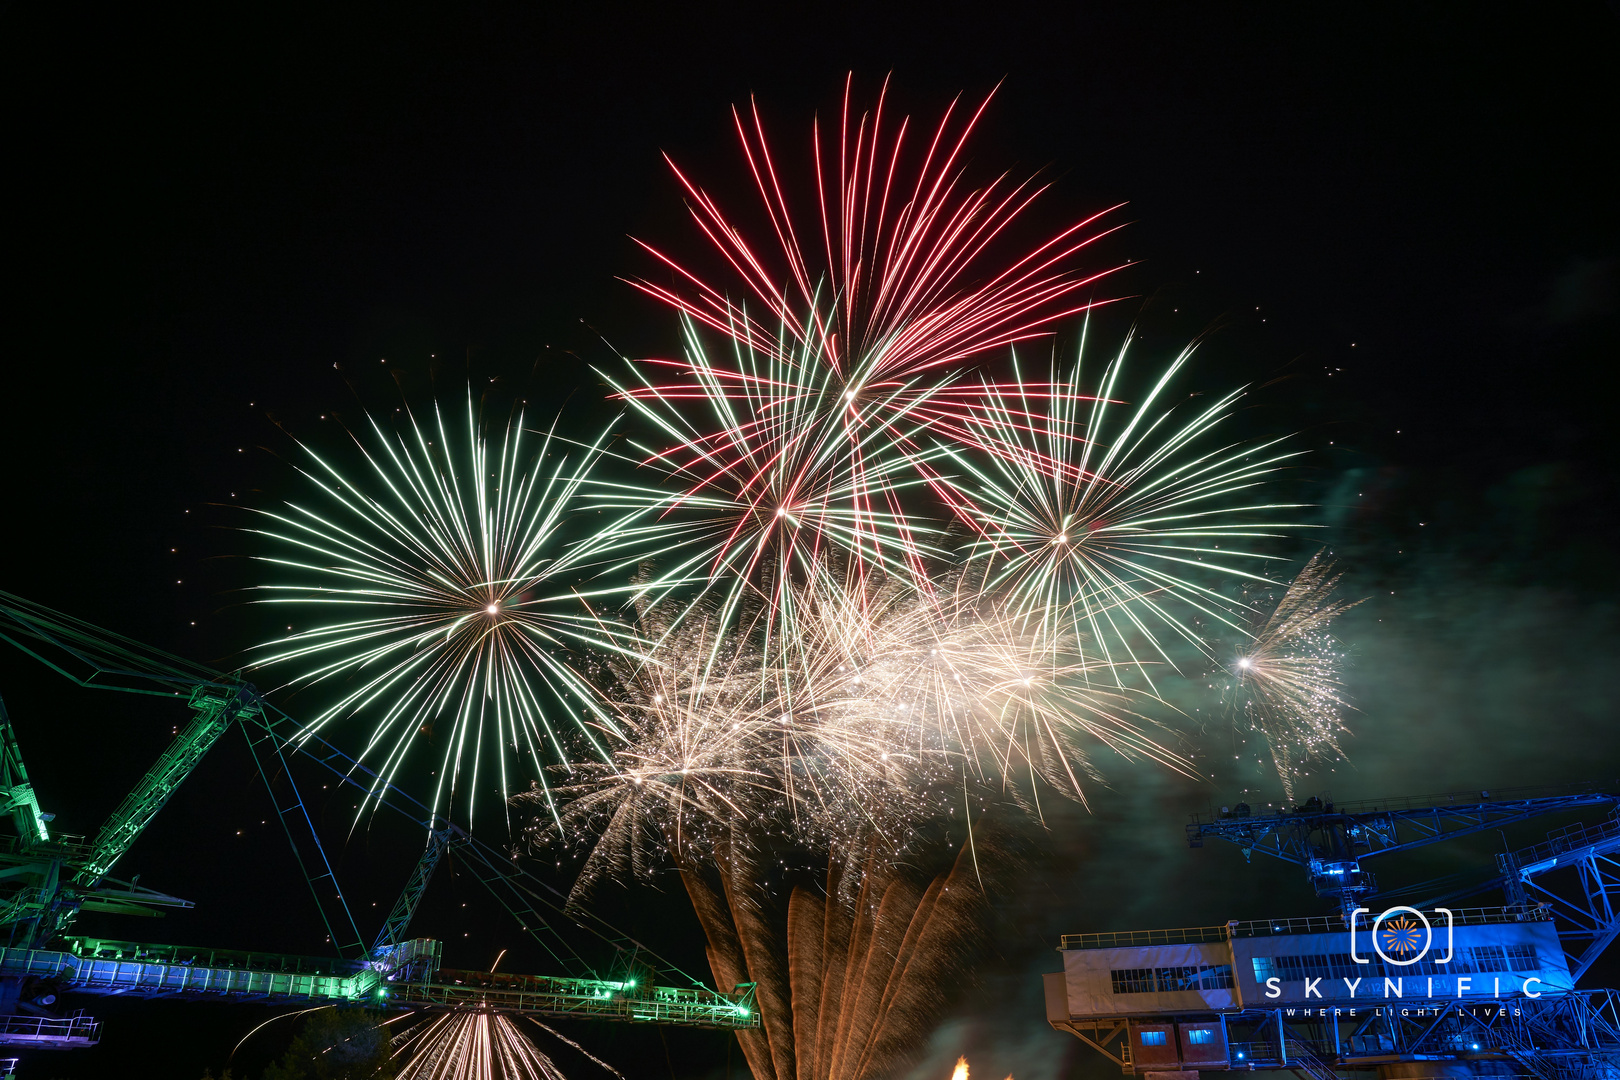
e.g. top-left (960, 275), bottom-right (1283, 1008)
top-left (1186, 1030), bottom-right (1214, 1045)
top-left (1140, 1031), bottom-right (1167, 1046)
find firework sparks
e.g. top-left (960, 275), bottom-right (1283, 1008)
top-left (956, 328), bottom-right (1308, 686)
top-left (394, 1010), bottom-right (576, 1080)
top-left (529, 602), bottom-right (792, 892)
top-left (598, 317), bottom-right (1305, 684)
top-left (525, 570), bottom-right (1192, 901)
top-left (590, 319), bottom-right (951, 645)
top-left (1226, 551), bottom-right (1363, 799)
top-left (599, 77), bottom-right (1138, 640)
top-left (774, 572), bottom-right (1191, 828)
top-left (630, 75), bottom-right (1125, 395)
top-left (251, 396), bottom-right (640, 828)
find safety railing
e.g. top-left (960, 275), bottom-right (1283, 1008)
top-left (1503, 815), bottom-right (1620, 873)
top-left (0, 1011), bottom-right (101, 1047)
top-left (1059, 925), bottom-right (1231, 950)
top-left (390, 977), bottom-right (759, 1029)
top-left (1061, 905), bottom-right (1554, 950)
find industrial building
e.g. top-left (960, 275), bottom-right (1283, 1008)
top-left (1046, 789), bottom-right (1620, 1080)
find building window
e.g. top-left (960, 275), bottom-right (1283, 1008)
top-left (1506, 945), bottom-right (1539, 972)
top-left (1110, 965), bottom-right (1234, 994)
top-left (1140, 1031), bottom-right (1167, 1046)
top-left (1186, 1029), bottom-right (1214, 1045)
top-left (1252, 945), bottom-right (1540, 984)
top-left (1111, 968), bottom-right (1157, 995)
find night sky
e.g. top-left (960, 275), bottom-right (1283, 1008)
top-left (3, 5), bottom-right (1618, 1077)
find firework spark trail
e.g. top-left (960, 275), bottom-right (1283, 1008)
top-left (394, 1010), bottom-right (570, 1079)
top-left (529, 604), bottom-right (792, 897)
top-left (1226, 551), bottom-right (1364, 799)
top-left (596, 312), bottom-right (1307, 691)
top-left (776, 843), bottom-right (996, 1080)
top-left (775, 572), bottom-right (1194, 830)
top-left (954, 327), bottom-right (1309, 687)
top-left (251, 396), bottom-right (643, 829)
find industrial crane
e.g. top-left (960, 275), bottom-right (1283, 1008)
top-left (1044, 787), bottom-right (1620, 1080)
top-left (0, 590), bottom-right (757, 1063)
top-left (1186, 786), bottom-right (1620, 981)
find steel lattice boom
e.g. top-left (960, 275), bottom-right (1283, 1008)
top-left (0, 588), bottom-right (760, 1055)
top-left (1186, 784), bottom-right (1620, 912)
top-left (1048, 788), bottom-right (1620, 1080)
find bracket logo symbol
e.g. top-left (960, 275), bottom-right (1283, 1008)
top-left (1350, 906), bottom-right (1454, 966)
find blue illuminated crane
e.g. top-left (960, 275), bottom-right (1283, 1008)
top-left (1186, 787), bottom-right (1620, 982)
top-left (1046, 791), bottom-right (1620, 1080)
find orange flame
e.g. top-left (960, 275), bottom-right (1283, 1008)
top-left (951, 1055), bottom-right (1012, 1080)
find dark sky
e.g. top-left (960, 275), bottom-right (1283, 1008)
top-left (2, 4), bottom-right (1618, 1077)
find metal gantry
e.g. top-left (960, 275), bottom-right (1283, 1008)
top-left (0, 589), bottom-right (760, 1056)
top-left (1047, 788), bottom-right (1620, 1080)
top-left (1500, 814), bottom-right (1620, 983)
top-left (1185, 784), bottom-right (1620, 913)
top-left (0, 936), bottom-right (756, 1030)
top-left (1187, 785), bottom-right (1620, 989)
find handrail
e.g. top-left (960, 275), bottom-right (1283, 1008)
top-left (1503, 814), bottom-right (1620, 872)
top-left (1059, 905), bottom-right (1553, 950)
top-left (1190, 782), bottom-right (1620, 826)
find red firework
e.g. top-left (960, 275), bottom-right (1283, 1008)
top-left (629, 74), bottom-right (1127, 385)
top-left (597, 78), bottom-right (1131, 600)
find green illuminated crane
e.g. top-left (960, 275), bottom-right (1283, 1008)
top-left (0, 693), bottom-right (194, 955)
top-left (72, 684), bottom-right (257, 889)
top-left (0, 588), bottom-right (757, 1053)
top-left (0, 701), bottom-right (50, 846)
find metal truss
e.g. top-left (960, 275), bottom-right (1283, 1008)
top-left (0, 937), bottom-right (760, 1030)
top-left (1501, 816), bottom-right (1620, 983)
top-left (1187, 785), bottom-right (1620, 913)
top-left (1148, 992), bottom-right (1620, 1080)
top-left (0, 587), bottom-right (753, 1038)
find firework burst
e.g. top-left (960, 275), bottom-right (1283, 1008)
top-left (531, 602), bottom-right (790, 891)
top-left (251, 396), bottom-right (639, 828)
top-left (1226, 551), bottom-right (1363, 799)
top-left (630, 75), bottom-right (1125, 392)
top-left (955, 326), bottom-right (1308, 686)
top-left (774, 571), bottom-right (1190, 825)
top-left (589, 318), bottom-right (950, 644)
top-left (525, 569), bottom-right (1191, 900)
top-left (600, 77), bottom-right (1138, 639)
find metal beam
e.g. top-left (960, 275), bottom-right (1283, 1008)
top-left (1188, 784), bottom-right (1620, 912)
top-left (371, 824), bottom-right (454, 958)
top-left (0, 698), bottom-right (49, 847)
top-left (0, 938), bottom-right (760, 1030)
top-left (239, 712), bottom-right (365, 959)
top-left (73, 684), bottom-right (255, 888)
top-left (1502, 819), bottom-right (1620, 984)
